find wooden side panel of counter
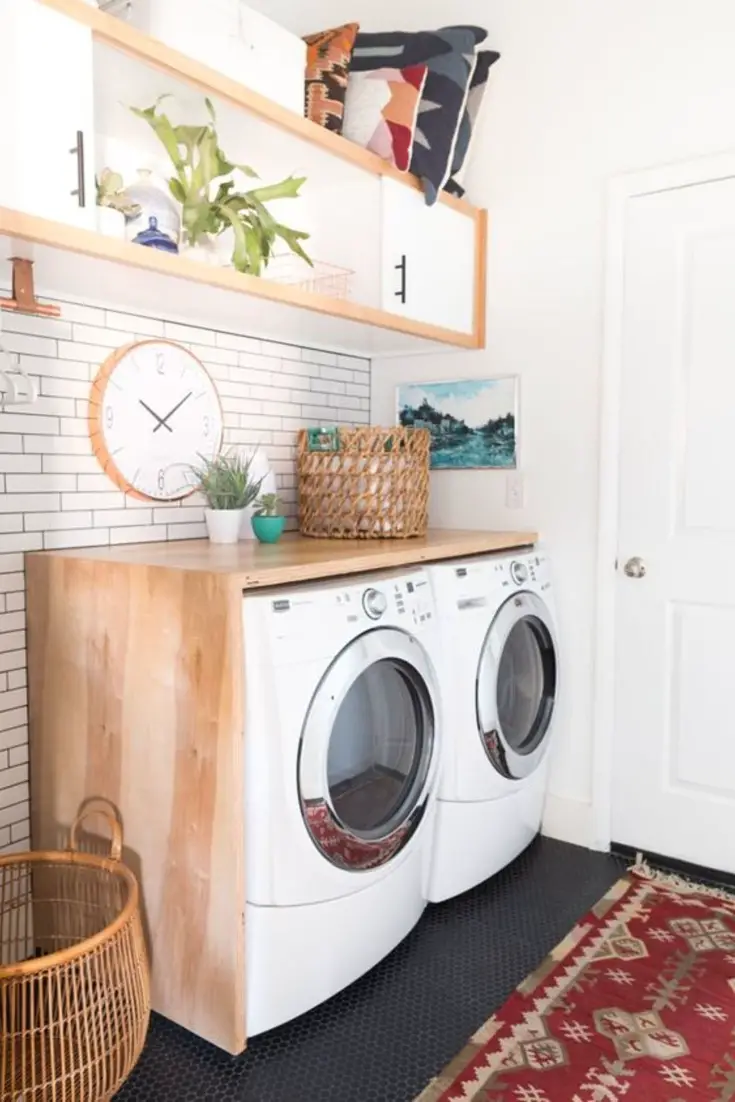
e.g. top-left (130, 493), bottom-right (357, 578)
top-left (26, 553), bottom-right (246, 1054)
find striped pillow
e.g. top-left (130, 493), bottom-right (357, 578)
top-left (446, 50), bottom-right (501, 197)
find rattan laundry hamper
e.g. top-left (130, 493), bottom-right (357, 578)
top-left (298, 427), bottom-right (430, 539)
top-left (0, 799), bottom-right (150, 1102)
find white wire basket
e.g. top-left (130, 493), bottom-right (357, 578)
top-left (99, 0), bottom-right (132, 15)
top-left (265, 256), bottom-right (355, 301)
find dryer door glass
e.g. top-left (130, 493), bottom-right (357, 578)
top-left (476, 593), bottom-right (557, 780)
top-left (497, 617), bottom-right (556, 754)
top-left (299, 629), bottom-right (437, 871)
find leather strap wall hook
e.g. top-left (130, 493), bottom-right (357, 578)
top-left (0, 258), bottom-right (61, 318)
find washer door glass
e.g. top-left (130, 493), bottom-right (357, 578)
top-left (476, 593), bottom-right (557, 779)
top-left (327, 659), bottom-right (426, 838)
top-left (300, 629), bottom-right (436, 871)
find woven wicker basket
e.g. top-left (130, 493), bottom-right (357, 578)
top-left (298, 426), bottom-right (430, 539)
top-left (0, 799), bottom-right (150, 1102)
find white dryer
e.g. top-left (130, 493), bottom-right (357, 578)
top-left (427, 549), bottom-right (558, 902)
top-left (242, 568), bottom-right (441, 1035)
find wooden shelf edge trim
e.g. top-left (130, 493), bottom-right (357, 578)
top-left (473, 209), bottom-right (489, 350)
top-left (40, 0), bottom-right (479, 220)
top-left (25, 531), bottom-right (540, 589)
top-left (0, 208), bottom-right (480, 349)
top-left (236, 538), bottom-right (538, 589)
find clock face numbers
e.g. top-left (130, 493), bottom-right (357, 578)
top-left (91, 340), bottom-right (223, 501)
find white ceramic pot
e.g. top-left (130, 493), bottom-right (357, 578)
top-left (181, 235), bottom-right (230, 267)
top-left (239, 503), bottom-right (259, 540)
top-left (96, 206), bottom-right (126, 239)
top-left (205, 508), bottom-right (245, 544)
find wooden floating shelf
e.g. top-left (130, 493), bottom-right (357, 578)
top-left (39, 0), bottom-right (476, 218)
top-left (0, 207), bottom-right (482, 354)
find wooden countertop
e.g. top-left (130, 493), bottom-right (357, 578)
top-left (29, 529), bottom-right (537, 589)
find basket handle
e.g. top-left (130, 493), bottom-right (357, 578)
top-left (69, 798), bottom-right (123, 861)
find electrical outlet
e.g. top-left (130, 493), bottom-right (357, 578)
top-left (506, 471), bottom-right (524, 509)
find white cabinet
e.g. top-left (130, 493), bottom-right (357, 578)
top-left (380, 179), bottom-right (477, 336)
top-left (126, 0), bottom-right (306, 115)
top-left (236, 5), bottom-right (307, 115)
top-left (1, 0), bottom-right (96, 228)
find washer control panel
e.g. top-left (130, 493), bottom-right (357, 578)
top-left (510, 560), bottom-right (529, 586)
top-left (264, 568), bottom-right (436, 645)
top-left (362, 587), bottom-right (388, 619)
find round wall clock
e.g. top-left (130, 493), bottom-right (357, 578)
top-left (89, 339), bottom-right (223, 501)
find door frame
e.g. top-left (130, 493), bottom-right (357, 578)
top-left (592, 151), bottom-right (735, 851)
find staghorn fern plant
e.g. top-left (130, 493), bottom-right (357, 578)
top-left (131, 95), bottom-right (312, 275)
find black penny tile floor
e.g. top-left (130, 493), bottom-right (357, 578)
top-left (116, 836), bottom-right (624, 1102)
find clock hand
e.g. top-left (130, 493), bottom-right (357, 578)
top-left (139, 399), bottom-right (173, 433)
top-left (153, 391), bottom-right (193, 434)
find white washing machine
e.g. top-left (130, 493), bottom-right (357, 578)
top-left (427, 549), bottom-right (558, 902)
top-left (243, 567), bottom-right (441, 1036)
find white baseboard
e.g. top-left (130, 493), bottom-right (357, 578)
top-left (542, 792), bottom-right (603, 850)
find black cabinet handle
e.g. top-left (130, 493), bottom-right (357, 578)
top-left (394, 254), bottom-right (407, 304)
top-left (70, 130), bottom-right (86, 208)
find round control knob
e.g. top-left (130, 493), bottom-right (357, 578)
top-left (510, 561), bottom-right (528, 586)
top-left (363, 588), bottom-right (387, 619)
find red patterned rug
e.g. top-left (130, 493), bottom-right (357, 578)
top-left (416, 866), bottom-right (735, 1101)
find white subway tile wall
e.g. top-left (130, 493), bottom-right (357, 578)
top-left (0, 297), bottom-right (370, 852)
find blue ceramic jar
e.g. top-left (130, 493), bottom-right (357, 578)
top-left (124, 170), bottom-right (181, 253)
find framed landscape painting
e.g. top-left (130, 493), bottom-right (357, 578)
top-left (397, 377), bottom-right (518, 470)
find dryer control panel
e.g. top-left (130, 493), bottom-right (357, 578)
top-left (488, 551), bottom-right (551, 594)
top-left (448, 550), bottom-right (551, 611)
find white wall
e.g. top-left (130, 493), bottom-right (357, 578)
top-left (0, 298), bottom-right (368, 853)
top-left (243, 1), bottom-right (340, 36)
top-left (362, 0), bottom-right (735, 843)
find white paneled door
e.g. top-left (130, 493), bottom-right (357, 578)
top-left (612, 172), bottom-right (735, 873)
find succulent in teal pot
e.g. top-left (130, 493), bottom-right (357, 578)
top-left (251, 493), bottom-right (286, 544)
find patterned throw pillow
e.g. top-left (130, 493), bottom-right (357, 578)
top-left (446, 50), bottom-right (500, 198)
top-left (343, 65), bottom-right (428, 172)
top-left (304, 23), bottom-right (360, 134)
top-left (351, 26), bottom-right (488, 205)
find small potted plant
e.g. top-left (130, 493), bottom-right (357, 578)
top-left (190, 451), bottom-right (264, 544)
top-left (95, 168), bottom-right (140, 239)
top-left (251, 493), bottom-right (286, 544)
